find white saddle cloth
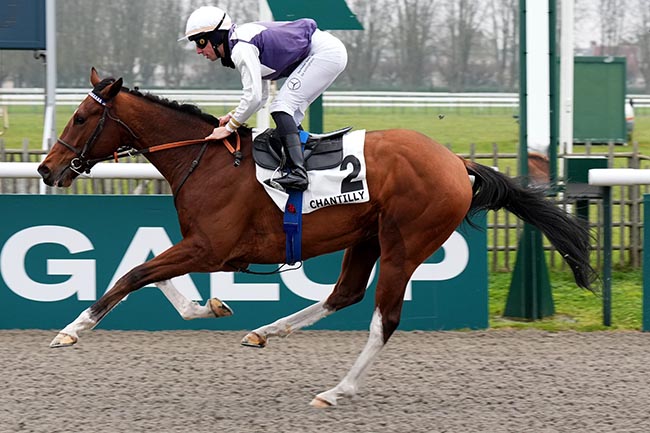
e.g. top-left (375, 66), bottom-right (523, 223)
top-left (255, 129), bottom-right (370, 214)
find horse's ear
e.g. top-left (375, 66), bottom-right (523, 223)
top-left (90, 67), bottom-right (101, 86)
top-left (105, 78), bottom-right (123, 100)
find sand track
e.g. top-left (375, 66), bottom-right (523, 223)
top-left (2, 329), bottom-right (650, 433)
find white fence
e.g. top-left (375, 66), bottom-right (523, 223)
top-left (0, 162), bottom-right (164, 180)
top-left (3, 88), bottom-right (648, 109)
top-left (2, 88), bottom-right (649, 109)
top-left (589, 168), bottom-right (650, 186)
top-left (0, 88), bottom-right (519, 108)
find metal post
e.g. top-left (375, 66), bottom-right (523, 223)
top-left (603, 186), bottom-right (612, 326)
top-left (309, 95), bottom-right (324, 133)
top-left (42, 0), bottom-right (56, 152)
top-left (559, 0), bottom-right (574, 157)
top-left (40, 0), bottom-right (56, 194)
top-left (256, 0), bottom-right (272, 132)
top-left (505, 0), bottom-right (555, 320)
top-left (548, 0), bottom-right (558, 189)
top-left (518, 0), bottom-right (527, 176)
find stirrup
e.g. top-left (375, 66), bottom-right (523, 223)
top-left (264, 178), bottom-right (285, 191)
top-left (264, 166), bottom-right (286, 191)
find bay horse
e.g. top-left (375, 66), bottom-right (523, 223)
top-left (38, 68), bottom-right (597, 408)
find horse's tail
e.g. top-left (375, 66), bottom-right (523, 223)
top-left (464, 160), bottom-right (598, 292)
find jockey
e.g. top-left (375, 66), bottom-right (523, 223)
top-left (180, 6), bottom-right (348, 191)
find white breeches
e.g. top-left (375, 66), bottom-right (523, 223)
top-left (269, 29), bottom-right (348, 126)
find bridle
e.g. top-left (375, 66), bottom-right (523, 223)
top-left (56, 89), bottom-right (243, 183)
top-left (56, 90), bottom-right (139, 175)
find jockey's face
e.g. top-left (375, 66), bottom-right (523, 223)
top-left (196, 42), bottom-right (224, 62)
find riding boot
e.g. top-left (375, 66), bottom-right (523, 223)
top-left (275, 132), bottom-right (309, 191)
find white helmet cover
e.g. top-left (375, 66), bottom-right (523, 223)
top-left (180, 6), bottom-right (233, 41)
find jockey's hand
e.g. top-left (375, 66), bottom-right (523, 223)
top-left (205, 126), bottom-right (231, 141)
top-left (218, 114), bottom-right (231, 127)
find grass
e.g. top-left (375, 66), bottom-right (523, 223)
top-left (325, 106), bottom-right (521, 151)
top-left (6, 104), bottom-right (649, 156)
top-left (489, 269), bottom-right (643, 331)
top-left (2, 105), bottom-right (522, 153)
top-left (3, 101), bottom-right (649, 332)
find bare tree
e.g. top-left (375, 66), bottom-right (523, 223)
top-left (574, 0), bottom-right (597, 48)
top-left (144, 0), bottom-right (191, 88)
top-left (437, 0), bottom-right (485, 91)
top-left (486, 0), bottom-right (518, 91)
top-left (597, 0), bottom-right (627, 55)
top-left (10, 0), bottom-right (649, 93)
top-left (0, 51), bottom-right (45, 87)
top-left (334, 0), bottom-right (390, 89)
top-left (56, 0), bottom-right (108, 86)
top-left (633, 0), bottom-right (650, 91)
top-left (390, 0), bottom-right (437, 90)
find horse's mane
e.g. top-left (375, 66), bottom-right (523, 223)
top-left (94, 77), bottom-right (252, 134)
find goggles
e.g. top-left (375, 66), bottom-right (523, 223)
top-left (189, 33), bottom-right (210, 49)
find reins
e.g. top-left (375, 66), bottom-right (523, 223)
top-left (105, 134), bottom-right (242, 200)
top-left (102, 133), bottom-right (242, 168)
top-left (97, 129), bottom-right (242, 201)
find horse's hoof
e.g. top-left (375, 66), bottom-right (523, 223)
top-left (208, 298), bottom-right (233, 318)
top-left (310, 396), bottom-right (333, 409)
top-left (241, 332), bottom-right (266, 348)
top-left (49, 333), bottom-right (77, 348)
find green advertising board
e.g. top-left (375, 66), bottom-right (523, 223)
top-left (573, 56), bottom-right (626, 144)
top-left (0, 195), bottom-right (487, 331)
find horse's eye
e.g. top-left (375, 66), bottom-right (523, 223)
top-left (74, 115), bottom-right (85, 125)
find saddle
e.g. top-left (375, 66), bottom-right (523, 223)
top-left (252, 126), bottom-right (352, 171)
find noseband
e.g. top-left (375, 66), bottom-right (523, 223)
top-left (56, 91), bottom-right (138, 174)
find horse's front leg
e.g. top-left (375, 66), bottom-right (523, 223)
top-left (156, 280), bottom-right (232, 320)
top-left (49, 240), bottom-right (224, 348)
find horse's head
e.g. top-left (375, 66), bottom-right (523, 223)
top-left (38, 67), bottom-right (137, 187)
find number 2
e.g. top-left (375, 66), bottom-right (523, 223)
top-left (341, 155), bottom-right (363, 193)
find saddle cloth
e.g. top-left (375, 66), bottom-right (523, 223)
top-left (255, 129), bottom-right (370, 214)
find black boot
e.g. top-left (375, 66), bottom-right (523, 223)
top-left (275, 132), bottom-right (308, 191)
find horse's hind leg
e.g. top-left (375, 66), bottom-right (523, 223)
top-left (309, 220), bottom-right (456, 407)
top-left (310, 306), bottom-right (387, 408)
top-left (156, 280), bottom-right (232, 319)
top-left (241, 237), bottom-right (380, 348)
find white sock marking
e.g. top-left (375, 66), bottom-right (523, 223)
top-left (315, 308), bottom-right (385, 406)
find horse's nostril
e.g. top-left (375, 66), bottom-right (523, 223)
top-left (37, 164), bottom-right (54, 185)
top-left (37, 164), bottom-right (50, 178)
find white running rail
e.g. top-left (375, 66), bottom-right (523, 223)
top-left (0, 162), bottom-right (164, 179)
top-left (2, 89), bottom-right (648, 108)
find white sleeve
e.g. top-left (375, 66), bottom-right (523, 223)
top-left (261, 80), bottom-right (269, 108)
top-left (226, 43), bottom-right (265, 132)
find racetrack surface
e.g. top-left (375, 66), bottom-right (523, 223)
top-left (2, 329), bottom-right (650, 433)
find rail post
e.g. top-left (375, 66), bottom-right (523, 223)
top-left (589, 169), bottom-right (650, 328)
